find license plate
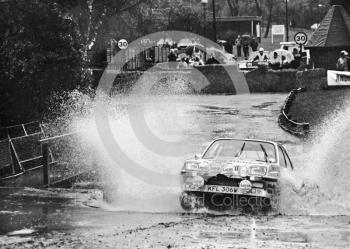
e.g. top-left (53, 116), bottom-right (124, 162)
top-left (183, 185), bottom-right (266, 196)
top-left (204, 185), bottom-right (240, 194)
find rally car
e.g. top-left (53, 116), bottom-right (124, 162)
top-left (180, 138), bottom-right (293, 211)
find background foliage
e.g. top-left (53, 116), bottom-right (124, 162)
top-left (1, 0), bottom-right (347, 126)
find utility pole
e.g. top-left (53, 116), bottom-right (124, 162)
top-left (212, 0), bottom-right (217, 42)
top-left (201, 0), bottom-right (208, 38)
top-left (285, 0), bottom-right (289, 41)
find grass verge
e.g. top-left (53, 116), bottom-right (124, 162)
top-left (289, 88), bottom-right (350, 130)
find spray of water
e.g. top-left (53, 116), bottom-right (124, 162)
top-left (47, 79), bottom-right (205, 213)
top-left (47, 83), bottom-right (350, 215)
top-left (279, 97), bottom-right (350, 215)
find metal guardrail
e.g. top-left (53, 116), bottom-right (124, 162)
top-left (39, 132), bottom-right (80, 187)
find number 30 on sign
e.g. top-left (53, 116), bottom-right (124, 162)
top-left (118, 39), bottom-right (128, 50)
top-left (294, 32), bottom-right (308, 45)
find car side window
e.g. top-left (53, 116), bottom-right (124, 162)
top-left (278, 146), bottom-right (287, 168)
top-left (281, 147), bottom-right (294, 170)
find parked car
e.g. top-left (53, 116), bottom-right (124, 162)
top-left (180, 138), bottom-right (293, 212)
top-left (237, 51), bottom-right (270, 70)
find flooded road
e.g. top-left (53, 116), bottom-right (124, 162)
top-left (1, 93), bottom-right (350, 248)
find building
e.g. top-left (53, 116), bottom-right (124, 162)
top-left (208, 16), bottom-right (262, 39)
top-left (306, 5), bottom-right (350, 70)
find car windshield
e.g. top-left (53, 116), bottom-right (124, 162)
top-left (202, 140), bottom-right (276, 162)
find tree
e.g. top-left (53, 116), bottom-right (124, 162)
top-left (54, 0), bottom-right (149, 55)
top-left (0, 0), bottom-right (88, 125)
top-left (254, 0), bottom-right (262, 16)
top-left (227, 0), bottom-right (240, 16)
top-left (263, 0), bottom-right (275, 38)
top-left (330, 0), bottom-right (350, 13)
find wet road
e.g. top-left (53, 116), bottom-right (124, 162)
top-left (1, 94), bottom-right (350, 248)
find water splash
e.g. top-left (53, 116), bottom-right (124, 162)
top-left (279, 97), bottom-right (350, 215)
top-left (46, 87), bottom-right (350, 215)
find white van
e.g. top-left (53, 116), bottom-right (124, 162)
top-left (280, 42), bottom-right (310, 64)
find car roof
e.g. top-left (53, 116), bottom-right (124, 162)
top-left (212, 138), bottom-right (278, 146)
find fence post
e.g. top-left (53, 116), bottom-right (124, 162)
top-left (42, 143), bottom-right (49, 187)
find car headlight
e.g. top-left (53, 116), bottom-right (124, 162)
top-left (221, 165), bottom-right (234, 175)
top-left (184, 175), bottom-right (205, 187)
top-left (240, 166), bottom-right (248, 177)
top-left (249, 166), bottom-right (267, 176)
top-left (185, 162), bottom-right (199, 171)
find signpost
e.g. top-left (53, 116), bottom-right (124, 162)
top-left (294, 32), bottom-right (308, 54)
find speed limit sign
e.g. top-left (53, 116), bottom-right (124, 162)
top-left (294, 32), bottom-right (308, 45)
top-left (118, 39), bottom-right (128, 50)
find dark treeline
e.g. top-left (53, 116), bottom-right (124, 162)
top-left (0, 0), bottom-right (347, 126)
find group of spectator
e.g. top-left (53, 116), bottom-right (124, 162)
top-left (167, 48), bottom-right (220, 68)
top-left (251, 47), bottom-right (302, 70)
top-left (235, 35), bottom-right (259, 59)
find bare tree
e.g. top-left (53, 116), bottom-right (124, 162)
top-left (264, 0), bottom-right (274, 38)
top-left (226, 0), bottom-right (239, 16)
top-left (254, 0), bottom-right (262, 16)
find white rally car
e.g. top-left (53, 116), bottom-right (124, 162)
top-left (180, 138), bottom-right (293, 212)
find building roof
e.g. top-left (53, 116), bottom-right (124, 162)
top-left (307, 5), bottom-right (350, 48)
top-left (208, 16), bottom-right (262, 22)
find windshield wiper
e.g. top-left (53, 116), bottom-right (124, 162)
top-left (236, 142), bottom-right (246, 157)
top-left (260, 144), bottom-right (268, 162)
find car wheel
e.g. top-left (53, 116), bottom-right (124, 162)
top-left (180, 192), bottom-right (203, 211)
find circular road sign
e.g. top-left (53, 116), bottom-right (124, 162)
top-left (118, 39), bottom-right (128, 50)
top-left (294, 32), bottom-right (308, 45)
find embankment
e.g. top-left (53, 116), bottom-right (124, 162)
top-left (285, 68), bottom-right (350, 133)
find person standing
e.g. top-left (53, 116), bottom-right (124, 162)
top-left (235, 35), bottom-right (242, 58)
top-left (242, 38), bottom-right (250, 60)
top-left (168, 49), bottom-right (177, 62)
top-left (250, 36), bottom-right (258, 52)
top-left (336, 51), bottom-right (349, 71)
top-left (206, 53), bottom-right (220, 65)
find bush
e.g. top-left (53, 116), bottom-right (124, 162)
top-left (0, 1), bottom-right (90, 126)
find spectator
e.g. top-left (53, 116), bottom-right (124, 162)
top-left (242, 38), bottom-right (250, 59)
top-left (193, 48), bottom-right (202, 61)
top-left (336, 50), bottom-right (349, 71)
top-left (253, 48), bottom-right (268, 62)
top-left (281, 55), bottom-right (290, 69)
top-left (206, 54), bottom-right (220, 65)
top-left (168, 49), bottom-right (177, 62)
top-left (192, 57), bottom-right (204, 67)
top-left (290, 48), bottom-right (301, 69)
top-left (177, 57), bottom-right (188, 69)
top-left (250, 37), bottom-right (259, 52)
top-left (269, 52), bottom-right (281, 70)
top-left (235, 35), bottom-right (242, 57)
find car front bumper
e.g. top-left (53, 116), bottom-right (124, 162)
top-left (183, 184), bottom-right (272, 198)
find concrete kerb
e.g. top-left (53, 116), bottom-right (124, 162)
top-left (278, 88), bottom-right (310, 138)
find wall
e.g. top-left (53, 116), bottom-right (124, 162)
top-left (99, 65), bottom-right (303, 94)
top-left (245, 67), bottom-right (299, 92)
top-left (111, 65), bottom-right (248, 95)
